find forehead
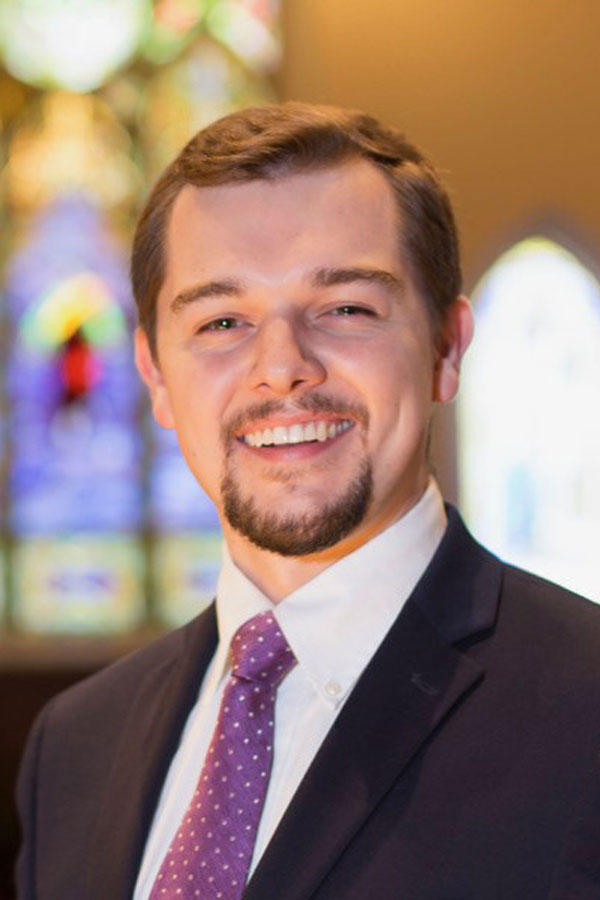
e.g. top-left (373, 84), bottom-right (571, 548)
top-left (161, 161), bottom-right (405, 296)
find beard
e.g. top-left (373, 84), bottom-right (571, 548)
top-left (219, 394), bottom-right (373, 557)
top-left (221, 456), bottom-right (373, 556)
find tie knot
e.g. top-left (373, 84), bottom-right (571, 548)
top-left (231, 611), bottom-right (296, 687)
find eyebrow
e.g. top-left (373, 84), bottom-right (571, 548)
top-left (311, 266), bottom-right (405, 296)
top-left (170, 279), bottom-right (244, 314)
top-left (169, 266), bottom-right (405, 314)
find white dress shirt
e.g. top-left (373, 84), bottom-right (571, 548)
top-left (133, 479), bottom-right (447, 899)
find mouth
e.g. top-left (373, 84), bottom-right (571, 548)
top-left (239, 418), bottom-right (354, 448)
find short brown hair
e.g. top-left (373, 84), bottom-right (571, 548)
top-left (131, 101), bottom-right (461, 359)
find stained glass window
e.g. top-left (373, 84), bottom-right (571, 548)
top-left (0, 0), bottom-right (281, 638)
top-left (458, 237), bottom-right (600, 603)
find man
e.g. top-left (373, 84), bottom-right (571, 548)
top-left (17, 103), bottom-right (600, 899)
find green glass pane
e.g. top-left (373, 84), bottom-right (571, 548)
top-left (0, 553), bottom-right (6, 627)
top-left (206, 0), bottom-right (281, 71)
top-left (140, 36), bottom-right (276, 176)
top-left (13, 535), bottom-right (145, 633)
top-left (142, 0), bottom-right (205, 64)
top-left (153, 531), bottom-right (221, 627)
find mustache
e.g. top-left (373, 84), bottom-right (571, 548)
top-left (222, 393), bottom-right (370, 444)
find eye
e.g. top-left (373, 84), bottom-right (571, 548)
top-left (330, 304), bottom-right (376, 317)
top-left (199, 316), bottom-right (241, 332)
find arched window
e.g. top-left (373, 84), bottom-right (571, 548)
top-left (458, 237), bottom-right (600, 602)
top-left (0, 0), bottom-right (282, 640)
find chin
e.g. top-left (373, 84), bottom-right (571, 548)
top-left (221, 458), bottom-right (373, 557)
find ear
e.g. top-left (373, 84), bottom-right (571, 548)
top-left (432, 295), bottom-right (474, 403)
top-left (134, 327), bottom-right (175, 429)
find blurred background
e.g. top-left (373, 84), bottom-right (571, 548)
top-left (1, 0), bottom-right (599, 894)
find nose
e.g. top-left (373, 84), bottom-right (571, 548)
top-left (249, 315), bottom-right (326, 396)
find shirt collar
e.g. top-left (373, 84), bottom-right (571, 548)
top-left (214, 478), bottom-right (447, 708)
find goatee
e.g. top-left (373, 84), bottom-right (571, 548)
top-left (221, 458), bottom-right (373, 556)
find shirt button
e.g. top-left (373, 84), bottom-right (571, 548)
top-left (324, 679), bottom-right (342, 698)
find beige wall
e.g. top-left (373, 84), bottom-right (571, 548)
top-left (280, 0), bottom-right (600, 497)
top-left (281, 0), bottom-right (600, 288)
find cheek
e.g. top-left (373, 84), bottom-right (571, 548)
top-left (162, 349), bottom-right (238, 424)
top-left (364, 345), bottom-right (434, 443)
top-left (174, 416), bottom-right (224, 507)
top-left (160, 372), bottom-right (225, 475)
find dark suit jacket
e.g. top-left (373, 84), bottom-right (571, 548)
top-left (16, 509), bottom-right (600, 899)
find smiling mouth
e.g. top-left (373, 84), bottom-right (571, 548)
top-left (239, 419), bottom-right (353, 448)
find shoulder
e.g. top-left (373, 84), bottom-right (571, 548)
top-left (39, 603), bottom-right (217, 738)
top-left (433, 507), bottom-right (600, 682)
top-left (17, 604), bottom-right (218, 821)
top-left (496, 562), bottom-right (600, 681)
top-left (501, 560), bottom-right (600, 627)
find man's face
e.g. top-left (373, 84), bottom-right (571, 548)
top-left (136, 160), bottom-right (470, 558)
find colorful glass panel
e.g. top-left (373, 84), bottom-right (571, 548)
top-left (458, 238), bottom-right (600, 602)
top-left (0, 554), bottom-right (6, 628)
top-left (5, 92), bottom-right (139, 213)
top-left (5, 195), bottom-right (144, 632)
top-left (150, 425), bottom-right (222, 625)
top-left (150, 425), bottom-right (221, 533)
top-left (0, 0), bottom-right (150, 92)
top-left (140, 35), bottom-right (276, 176)
top-left (206, 0), bottom-right (281, 71)
top-left (13, 536), bottom-right (145, 633)
top-left (153, 532), bottom-right (222, 627)
top-left (6, 195), bottom-right (142, 535)
top-left (143, 0), bottom-right (205, 64)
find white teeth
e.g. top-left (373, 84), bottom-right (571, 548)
top-left (304, 422), bottom-right (317, 442)
top-left (288, 424), bottom-right (304, 444)
top-left (316, 421), bottom-right (328, 442)
top-left (242, 419), bottom-right (352, 447)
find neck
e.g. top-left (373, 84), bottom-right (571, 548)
top-left (223, 537), bottom-right (336, 603)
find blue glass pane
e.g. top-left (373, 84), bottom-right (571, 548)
top-left (149, 423), bottom-right (221, 532)
top-left (5, 195), bottom-right (142, 535)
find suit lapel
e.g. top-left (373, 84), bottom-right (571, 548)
top-left (245, 510), bottom-right (503, 900)
top-left (84, 605), bottom-right (218, 900)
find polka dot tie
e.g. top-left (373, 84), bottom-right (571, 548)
top-left (149, 611), bottom-right (297, 899)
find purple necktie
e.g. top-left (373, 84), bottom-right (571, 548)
top-left (149, 611), bottom-right (296, 899)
